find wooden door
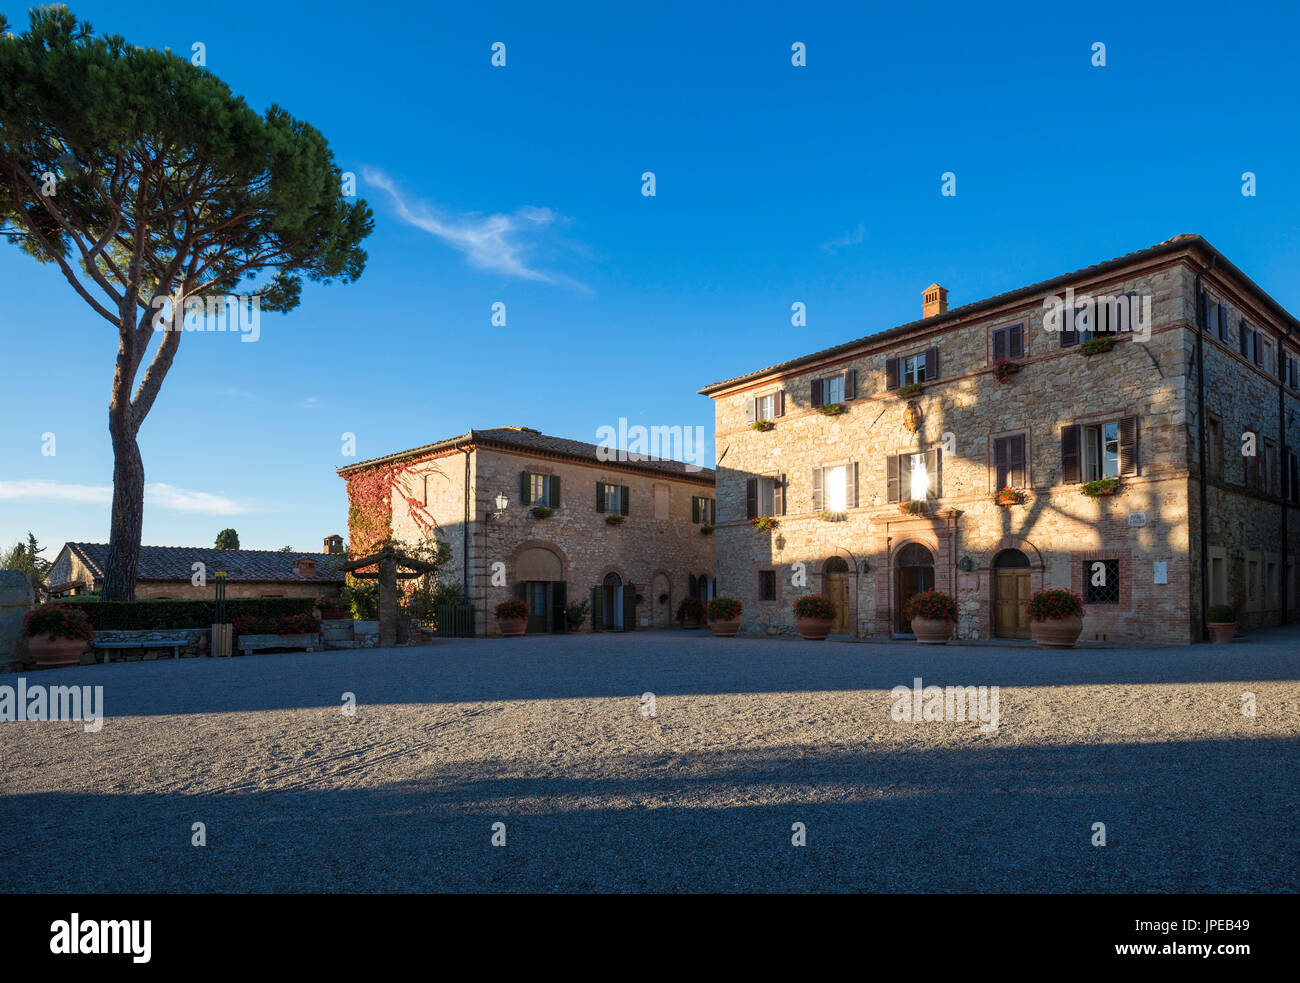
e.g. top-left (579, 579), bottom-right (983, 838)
top-left (896, 567), bottom-right (934, 633)
top-left (827, 573), bottom-right (851, 633)
top-left (994, 570), bottom-right (1031, 638)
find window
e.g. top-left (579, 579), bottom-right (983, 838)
top-left (745, 475), bottom-right (784, 518)
top-left (901, 354), bottom-right (926, 385)
top-left (1084, 560), bottom-right (1120, 604)
top-left (1263, 439), bottom-right (1277, 496)
top-left (824, 465), bottom-right (848, 511)
top-left (1083, 422), bottom-right (1120, 480)
top-left (1202, 293), bottom-right (1229, 343)
top-left (819, 374), bottom-right (845, 405)
top-left (1261, 337), bottom-right (1276, 375)
top-left (886, 348), bottom-right (939, 389)
top-left (1207, 415), bottom-right (1224, 478)
top-left (993, 433), bottom-right (1027, 489)
top-left (1239, 320), bottom-right (1257, 363)
top-left (758, 569), bottom-right (777, 601)
top-left (521, 471), bottom-right (560, 507)
top-left (1209, 553), bottom-right (1227, 607)
top-left (887, 449), bottom-right (941, 502)
top-left (597, 482), bottom-right (628, 515)
top-left (691, 496), bottom-right (716, 524)
top-left (991, 323), bottom-right (1025, 362)
top-left (756, 393), bottom-right (776, 420)
top-left (1286, 353), bottom-right (1299, 389)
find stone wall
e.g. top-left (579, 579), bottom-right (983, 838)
top-left (84, 628), bottom-right (211, 663)
top-left (0, 571), bottom-right (33, 668)
top-left (708, 249), bottom-right (1298, 644)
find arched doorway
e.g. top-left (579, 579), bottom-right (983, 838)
top-left (601, 572), bottom-right (623, 631)
top-left (515, 545), bottom-right (565, 634)
top-left (993, 549), bottom-right (1031, 638)
top-left (824, 556), bottom-right (851, 634)
top-left (894, 543), bottom-right (934, 634)
top-left (696, 573), bottom-right (713, 604)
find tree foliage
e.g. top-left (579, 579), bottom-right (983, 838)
top-left (214, 528), bottom-right (240, 550)
top-left (1, 532), bottom-right (53, 595)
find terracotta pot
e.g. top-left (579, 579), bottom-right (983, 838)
top-left (1207, 621), bottom-right (1237, 643)
top-left (796, 617), bottom-right (833, 641)
top-left (28, 635), bottom-right (87, 668)
top-left (1031, 615), bottom-right (1083, 649)
top-left (680, 617), bottom-right (704, 630)
top-left (497, 616), bottom-right (527, 637)
top-left (709, 619), bottom-right (740, 637)
top-left (910, 617), bottom-right (953, 644)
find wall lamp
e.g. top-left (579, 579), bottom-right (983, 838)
top-left (958, 555), bottom-right (974, 572)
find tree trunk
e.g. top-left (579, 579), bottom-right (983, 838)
top-left (100, 411), bottom-right (144, 601)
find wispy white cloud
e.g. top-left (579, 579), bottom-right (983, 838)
top-left (822, 224), bottom-right (866, 253)
top-left (299, 396), bottom-right (322, 410)
top-left (0, 480), bottom-right (250, 515)
top-left (363, 167), bottom-right (571, 283)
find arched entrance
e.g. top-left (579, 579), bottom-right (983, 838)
top-left (514, 545), bottom-right (565, 634)
top-left (824, 556), bottom-right (852, 634)
top-left (993, 549), bottom-right (1031, 638)
top-left (601, 572), bottom-right (623, 631)
top-left (894, 543), bottom-right (934, 634)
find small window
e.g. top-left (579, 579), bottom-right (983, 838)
top-left (1083, 422), bottom-right (1120, 481)
top-left (757, 477), bottom-right (776, 515)
top-left (692, 496), bottom-right (716, 524)
top-left (901, 354), bottom-right (926, 385)
top-left (1263, 440), bottom-right (1278, 496)
top-left (758, 570), bottom-right (777, 601)
top-left (1084, 560), bottom-right (1120, 604)
top-left (821, 374), bottom-right (845, 404)
top-left (993, 433), bottom-right (1027, 489)
top-left (823, 464), bottom-right (848, 512)
top-left (756, 393), bottom-right (776, 421)
top-left (902, 452), bottom-right (928, 500)
top-left (991, 323), bottom-right (1025, 362)
top-left (602, 483), bottom-right (624, 513)
top-left (530, 473), bottom-right (550, 506)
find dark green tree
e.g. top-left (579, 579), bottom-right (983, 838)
top-left (0, 9), bottom-right (372, 599)
top-left (1, 532), bottom-right (53, 595)
top-left (214, 529), bottom-right (240, 550)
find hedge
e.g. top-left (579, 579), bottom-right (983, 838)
top-left (52, 596), bottom-right (317, 631)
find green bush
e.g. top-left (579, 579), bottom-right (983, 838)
top-left (52, 596), bottom-right (315, 630)
top-left (1206, 604), bottom-right (1236, 623)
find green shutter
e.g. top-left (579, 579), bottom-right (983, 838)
top-left (590, 586), bottom-right (603, 631)
top-left (620, 485), bottom-right (630, 516)
top-left (520, 471), bottom-right (531, 506)
top-left (596, 482), bottom-right (606, 513)
top-left (549, 475), bottom-right (561, 508)
top-left (691, 497), bottom-right (700, 523)
top-left (622, 585), bottom-right (637, 631)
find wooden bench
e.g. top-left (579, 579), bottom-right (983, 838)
top-left (91, 639), bottom-right (188, 663)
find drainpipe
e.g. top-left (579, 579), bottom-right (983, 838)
top-left (462, 447), bottom-right (471, 606)
top-left (1195, 255), bottom-right (1216, 642)
top-left (1280, 323), bottom-right (1294, 626)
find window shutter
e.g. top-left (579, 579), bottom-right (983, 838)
top-left (622, 587), bottom-right (637, 632)
top-left (925, 346), bottom-right (940, 381)
top-left (745, 398), bottom-right (756, 424)
top-left (1253, 331), bottom-right (1263, 367)
top-left (926, 447), bottom-right (941, 498)
top-left (746, 478), bottom-right (758, 519)
top-left (620, 486), bottom-right (630, 516)
top-left (994, 436), bottom-right (1008, 488)
top-left (551, 582), bottom-right (566, 632)
top-left (1217, 305), bottom-right (1227, 342)
top-left (1010, 324), bottom-right (1025, 359)
top-left (851, 461), bottom-right (860, 507)
top-left (811, 467), bottom-right (823, 512)
top-left (688, 573), bottom-right (698, 598)
top-left (520, 471), bottom-right (531, 506)
top-left (1060, 317), bottom-right (1078, 347)
top-left (774, 474), bottom-right (786, 515)
top-left (886, 357), bottom-right (900, 390)
top-left (549, 476), bottom-right (561, 508)
top-left (844, 369), bottom-right (857, 400)
top-left (691, 497), bottom-right (700, 523)
top-left (1239, 319), bottom-right (1249, 356)
top-left (596, 482), bottom-right (606, 513)
top-left (810, 379), bottom-right (824, 408)
top-left (1061, 424), bottom-right (1081, 484)
top-left (993, 328), bottom-right (1007, 363)
top-left (1118, 416), bottom-right (1139, 477)
top-left (775, 391), bottom-right (785, 417)
top-left (886, 454), bottom-right (900, 503)
top-left (1010, 434), bottom-right (1027, 488)
top-left (590, 586), bottom-right (603, 631)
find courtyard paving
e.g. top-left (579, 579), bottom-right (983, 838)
top-left (1, 628), bottom-right (1297, 892)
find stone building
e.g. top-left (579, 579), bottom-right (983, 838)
top-left (46, 540), bottom-right (346, 601)
top-left (337, 427), bottom-right (716, 635)
top-left (699, 235), bottom-right (1300, 644)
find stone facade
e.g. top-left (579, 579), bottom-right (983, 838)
top-left (701, 236), bottom-right (1300, 644)
top-left (350, 428), bottom-right (716, 636)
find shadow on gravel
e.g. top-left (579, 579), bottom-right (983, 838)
top-left (11, 625), bottom-right (1300, 717)
top-left (1, 736), bottom-right (1295, 893)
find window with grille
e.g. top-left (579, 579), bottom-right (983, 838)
top-left (1084, 560), bottom-right (1120, 604)
top-left (758, 570), bottom-right (776, 601)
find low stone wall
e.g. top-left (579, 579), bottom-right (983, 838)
top-left (89, 627), bottom-right (210, 663)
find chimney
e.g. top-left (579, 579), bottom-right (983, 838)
top-left (923, 284), bottom-right (949, 319)
top-left (323, 534), bottom-right (343, 555)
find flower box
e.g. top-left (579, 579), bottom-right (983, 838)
top-left (530, 505), bottom-right (555, 519)
top-left (1079, 477), bottom-right (1121, 498)
top-left (898, 500), bottom-right (928, 516)
top-left (994, 487), bottom-right (1024, 507)
top-left (993, 360), bottom-right (1020, 384)
top-left (816, 403), bottom-right (845, 416)
top-left (605, 514), bottom-right (626, 526)
top-left (699, 524), bottom-right (714, 536)
top-left (1079, 336), bottom-right (1117, 356)
top-left (752, 420), bottom-right (775, 432)
top-left (897, 382), bottom-right (924, 397)
top-left (751, 516), bottom-right (778, 532)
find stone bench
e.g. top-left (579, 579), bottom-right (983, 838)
top-left (91, 638), bottom-right (188, 662)
top-left (237, 633), bottom-right (318, 657)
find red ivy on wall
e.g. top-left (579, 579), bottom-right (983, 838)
top-left (345, 460), bottom-right (442, 557)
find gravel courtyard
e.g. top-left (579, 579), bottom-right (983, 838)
top-left (1, 629), bottom-right (1297, 893)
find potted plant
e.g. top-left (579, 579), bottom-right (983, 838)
top-left (993, 360), bottom-right (1020, 383)
top-left (793, 595), bottom-right (836, 640)
top-left (751, 516), bottom-right (778, 532)
top-left (1206, 604), bottom-right (1237, 643)
top-left (901, 590), bottom-right (957, 644)
top-left (752, 420), bottom-right (775, 432)
top-left (22, 604), bottom-right (93, 668)
top-left (564, 599), bottom-right (590, 633)
top-left (530, 505), bottom-right (555, 519)
top-left (1079, 336), bottom-right (1117, 356)
top-left (994, 487), bottom-right (1024, 507)
top-left (495, 599), bottom-right (529, 637)
top-left (816, 402), bottom-right (845, 416)
top-left (605, 514), bottom-right (626, 526)
top-left (707, 597), bottom-right (744, 637)
top-left (1027, 589), bottom-right (1085, 648)
top-left (1079, 477), bottom-right (1121, 498)
top-left (898, 499), bottom-right (928, 516)
top-left (676, 596), bottom-right (705, 628)
top-left (898, 382), bottom-right (924, 397)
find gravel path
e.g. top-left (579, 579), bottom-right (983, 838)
top-left (1, 629), bottom-right (1297, 893)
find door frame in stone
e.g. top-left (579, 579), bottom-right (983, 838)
top-left (982, 538), bottom-right (1045, 640)
top-left (819, 552), bottom-right (858, 636)
top-left (893, 542), bottom-right (936, 634)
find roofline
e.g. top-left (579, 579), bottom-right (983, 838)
top-left (697, 234), bottom-right (1300, 395)
top-left (335, 430), bottom-right (716, 485)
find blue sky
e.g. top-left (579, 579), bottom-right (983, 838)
top-left (3, 0), bottom-right (1298, 555)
